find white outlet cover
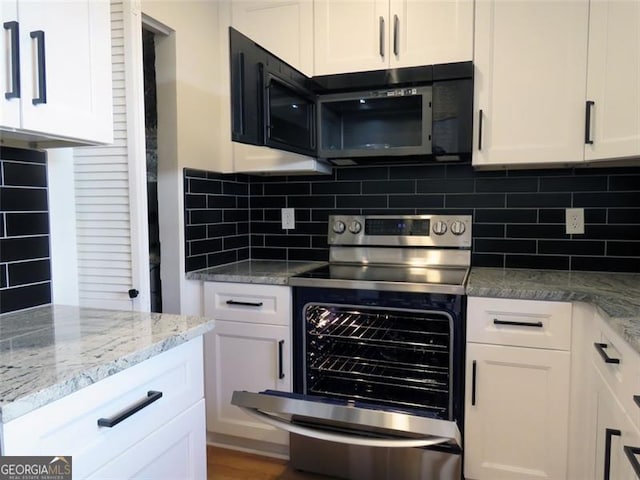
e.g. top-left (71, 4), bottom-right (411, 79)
top-left (565, 208), bottom-right (584, 235)
top-left (282, 208), bottom-right (295, 230)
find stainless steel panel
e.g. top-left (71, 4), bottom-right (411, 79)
top-left (290, 433), bottom-right (461, 480)
top-left (329, 247), bottom-right (471, 268)
top-left (288, 276), bottom-right (466, 295)
top-left (231, 391), bottom-right (461, 447)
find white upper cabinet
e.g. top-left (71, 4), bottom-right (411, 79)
top-left (473, 0), bottom-right (590, 168)
top-left (231, 0), bottom-right (313, 76)
top-left (314, 0), bottom-right (473, 76)
top-left (0, 0), bottom-right (113, 147)
top-left (585, 0), bottom-right (640, 162)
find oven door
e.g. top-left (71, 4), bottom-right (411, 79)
top-left (231, 390), bottom-right (461, 450)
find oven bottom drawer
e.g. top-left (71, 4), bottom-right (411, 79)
top-left (290, 433), bottom-right (461, 480)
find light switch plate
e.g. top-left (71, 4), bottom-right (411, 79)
top-left (282, 208), bottom-right (295, 230)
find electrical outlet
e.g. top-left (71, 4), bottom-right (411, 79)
top-left (281, 208), bottom-right (295, 230)
top-left (565, 208), bottom-right (584, 235)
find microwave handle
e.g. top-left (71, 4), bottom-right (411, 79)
top-left (231, 52), bottom-right (245, 136)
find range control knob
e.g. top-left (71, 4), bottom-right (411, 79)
top-left (349, 220), bottom-right (362, 234)
top-left (432, 221), bottom-right (448, 235)
top-left (451, 220), bottom-right (466, 236)
top-left (332, 220), bottom-right (346, 234)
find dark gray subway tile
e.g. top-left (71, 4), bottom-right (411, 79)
top-left (507, 193), bottom-right (571, 208)
top-left (312, 181), bottom-right (360, 195)
top-left (5, 212), bottom-right (49, 236)
top-left (0, 265), bottom-right (6, 288)
top-left (251, 247), bottom-right (287, 260)
top-left (609, 175), bottom-right (640, 191)
top-left (223, 181), bottom-right (249, 195)
top-left (472, 224), bottom-right (505, 238)
top-left (506, 224), bottom-right (567, 239)
top-left (472, 253), bottom-right (505, 268)
top-left (362, 180), bottom-right (414, 194)
top-left (0, 282), bottom-right (51, 314)
top-left (337, 195), bottom-right (387, 209)
top-left (391, 165), bottom-right (446, 179)
top-left (506, 255), bottom-right (569, 270)
top-left (265, 182), bottom-right (311, 195)
top-left (475, 209), bottom-right (537, 224)
top-left (224, 210), bottom-right (249, 222)
top-left (207, 251), bottom-right (238, 267)
top-left (388, 195), bottom-right (443, 209)
top-left (417, 178), bottom-right (474, 193)
top-left (8, 259), bottom-right (51, 286)
top-left (185, 194), bottom-right (207, 209)
top-left (540, 176), bottom-right (607, 192)
top-left (574, 192), bottom-right (640, 207)
top-left (264, 235), bottom-right (311, 248)
top-left (2, 162), bottom-right (47, 187)
top-left (608, 209), bottom-right (640, 224)
top-left (337, 166), bottom-right (389, 181)
top-left (446, 194), bottom-right (504, 208)
top-left (288, 248), bottom-right (328, 262)
top-left (475, 177), bottom-right (538, 193)
top-left (0, 236), bottom-right (49, 262)
top-left (606, 241), bottom-right (640, 257)
top-left (288, 195), bottom-right (335, 208)
top-left (184, 168), bottom-right (207, 178)
top-left (208, 224), bottom-right (237, 237)
top-left (0, 187), bottom-right (48, 211)
top-left (223, 235), bottom-right (249, 250)
top-left (0, 147), bottom-right (46, 163)
top-left (571, 256), bottom-right (640, 273)
top-left (186, 255), bottom-right (207, 272)
top-left (190, 210), bottom-right (223, 224)
top-left (190, 238), bottom-right (223, 256)
top-left (207, 195), bottom-right (236, 209)
top-left (189, 178), bottom-right (222, 194)
top-left (474, 239), bottom-right (536, 254)
top-left (584, 224), bottom-right (640, 240)
top-left (445, 164), bottom-right (480, 178)
top-left (538, 240), bottom-right (605, 256)
top-left (185, 225), bottom-right (207, 241)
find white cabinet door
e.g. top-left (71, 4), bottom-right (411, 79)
top-left (585, 0), bottom-right (640, 161)
top-left (389, 0), bottom-right (472, 68)
top-left (1, 1), bottom-right (20, 129)
top-left (314, 0), bottom-right (389, 75)
top-left (621, 425), bottom-right (640, 480)
top-left (0, 0), bottom-right (112, 146)
top-left (473, 0), bottom-right (589, 167)
top-left (87, 400), bottom-right (207, 480)
top-left (464, 343), bottom-right (571, 480)
top-left (231, 0), bottom-right (313, 76)
top-left (204, 320), bottom-right (291, 445)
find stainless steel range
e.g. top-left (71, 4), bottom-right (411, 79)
top-left (232, 214), bottom-right (472, 480)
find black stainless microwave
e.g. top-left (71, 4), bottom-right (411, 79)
top-left (229, 27), bottom-right (473, 164)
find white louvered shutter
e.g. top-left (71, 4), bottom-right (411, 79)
top-left (73, 0), bottom-right (150, 311)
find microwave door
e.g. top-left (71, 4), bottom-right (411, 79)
top-left (231, 390), bottom-right (462, 450)
top-left (263, 72), bottom-right (316, 157)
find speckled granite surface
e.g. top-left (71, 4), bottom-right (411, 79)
top-left (467, 267), bottom-right (640, 355)
top-left (186, 260), bottom-right (326, 284)
top-left (0, 305), bottom-right (215, 423)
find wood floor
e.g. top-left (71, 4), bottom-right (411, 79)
top-left (207, 445), bottom-right (335, 480)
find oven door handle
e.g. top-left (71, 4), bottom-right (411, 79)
top-left (237, 406), bottom-right (453, 448)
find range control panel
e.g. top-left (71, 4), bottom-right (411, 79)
top-left (328, 214), bottom-right (472, 248)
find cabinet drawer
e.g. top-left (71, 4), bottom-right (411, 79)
top-left (467, 297), bottom-right (572, 350)
top-left (1, 338), bottom-right (204, 479)
top-left (592, 314), bottom-right (640, 431)
top-left (204, 281), bottom-right (291, 325)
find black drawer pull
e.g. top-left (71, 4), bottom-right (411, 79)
top-left (278, 340), bottom-right (285, 380)
top-left (624, 446), bottom-right (640, 477)
top-left (30, 30), bottom-right (47, 105)
top-left (3, 21), bottom-right (20, 99)
top-left (585, 100), bottom-right (595, 145)
top-left (604, 428), bottom-right (622, 480)
top-left (493, 319), bottom-right (543, 328)
top-left (634, 395), bottom-right (640, 409)
top-left (471, 360), bottom-right (477, 406)
top-left (594, 343), bottom-right (620, 364)
top-left (97, 390), bottom-right (163, 428)
top-left (478, 109), bottom-right (483, 150)
top-left (226, 300), bottom-right (263, 308)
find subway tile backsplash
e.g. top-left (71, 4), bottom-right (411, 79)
top-left (0, 147), bottom-right (52, 313)
top-left (184, 162), bottom-right (640, 273)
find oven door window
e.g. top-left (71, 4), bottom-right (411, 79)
top-left (264, 75), bottom-right (316, 156)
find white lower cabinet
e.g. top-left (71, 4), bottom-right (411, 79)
top-left (204, 282), bottom-right (291, 446)
top-left (0, 338), bottom-right (206, 479)
top-left (464, 297), bottom-right (572, 480)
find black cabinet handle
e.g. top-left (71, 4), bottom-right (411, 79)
top-left (393, 15), bottom-right (399, 56)
top-left (3, 21), bottom-right (20, 99)
top-left (379, 16), bottom-right (385, 58)
top-left (585, 100), bottom-right (595, 144)
top-left (604, 428), bottom-right (622, 480)
top-left (97, 391), bottom-right (163, 428)
top-left (478, 109), bottom-right (483, 150)
top-left (278, 339), bottom-right (285, 380)
top-left (226, 300), bottom-right (263, 308)
top-left (471, 360), bottom-right (477, 406)
top-left (494, 319), bottom-right (544, 328)
top-left (624, 446), bottom-right (640, 478)
top-left (594, 343), bottom-right (620, 364)
top-left (231, 51), bottom-right (245, 137)
top-left (30, 30), bottom-right (47, 105)
top-left (634, 395), bottom-right (640, 409)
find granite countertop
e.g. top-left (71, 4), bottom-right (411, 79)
top-left (0, 305), bottom-right (215, 423)
top-left (186, 259), bottom-right (326, 285)
top-left (467, 267), bottom-right (640, 355)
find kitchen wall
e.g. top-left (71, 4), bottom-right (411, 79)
top-left (184, 162), bottom-right (640, 273)
top-left (0, 147), bottom-right (52, 313)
